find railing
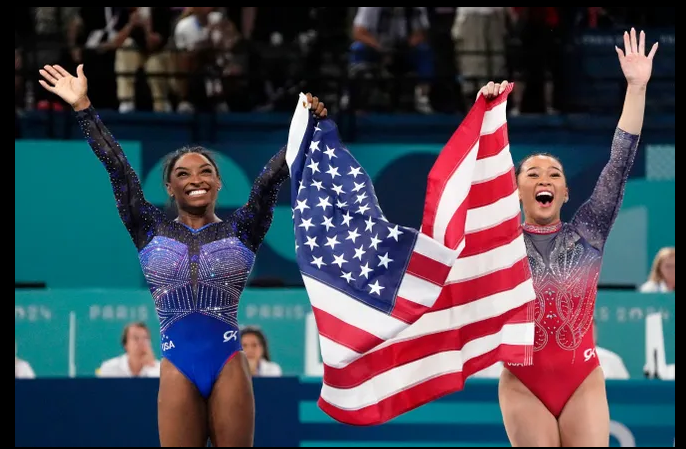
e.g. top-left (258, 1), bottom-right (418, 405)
top-left (16, 29), bottom-right (675, 142)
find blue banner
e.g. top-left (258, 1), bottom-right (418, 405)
top-left (15, 378), bottom-right (675, 447)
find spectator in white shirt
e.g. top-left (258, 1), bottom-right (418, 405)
top-left (240, 326), bottom-right (282, 377)
top-left (639, 246), bottom-right (675, 293)
top-left (350, 7), bottom-right (434, 114)
top-left (15, 341), bottom-right (36, 379)
top-left (173, 7), bottom-right (231, 113)
top-left (594, 320), bottom-right (630, 380)
top-left (97, 322), bottom-right (160, 378)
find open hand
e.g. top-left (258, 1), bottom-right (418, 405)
top-left (615, 28), bottom-right (658, 88)
top-left (38, 64), bottom-right (89, 108)
top-left (305, 93), bottom-right (327, 119)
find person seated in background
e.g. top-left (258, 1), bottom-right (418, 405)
top-left (97, 322), bottom-right (160, 378)
top-left (240, 326), bottom-right (282, 377)
top-left (349, 7), bottom-right (434, 114)
top-left (594, 319), bottom-right (630, 380)
top-left (640, 246), bottom-right (675, 293)
top-left (15, 341), bottom-right (36, 379)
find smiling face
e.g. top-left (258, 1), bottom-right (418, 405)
top-left (165, 152), bottom-right (221, 212)
top-left (516, 154), bottom-right (569, 226)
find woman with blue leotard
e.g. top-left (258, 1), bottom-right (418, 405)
top-left (38, 64), bottom-right (327, 447)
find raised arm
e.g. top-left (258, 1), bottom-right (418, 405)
top-left (232, 147), bottom-right (289, 252)
top-left (232, 93), bottom-right (328, 253)
top-left (571, 29), bottom-right (658, 249)
top-left (39, 64), bottom-right (162, 249)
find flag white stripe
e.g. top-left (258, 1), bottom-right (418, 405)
top-left (286, 92), bottom-right (310, 170)
top-left (412, 232), bottom-right (463, 267)
top-left (430, 141), bottom-right (480, 244)
top-left (397, 273), bottom-right (444, 307)
top-left (330, 277), bottom-right (534, 366)
top-left (465, 189), bottom-right (520, 233)
top-left (303, 275), bottom-right (406, 340)
top-left (447, 234), bottom-right (528, 284)
top-left (472, 145), bottom-right (514, 184)
top-left (319, 335), bottom-right (362, 368)
top-left (321, 322), bottom-right (533, 410)
top-left (481, 102), bottom-right (507, 135)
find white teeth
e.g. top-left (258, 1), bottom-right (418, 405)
top-left (536, 191), bottom-right (553, 198)
top-left (188, 190), bottom-right (207, 196)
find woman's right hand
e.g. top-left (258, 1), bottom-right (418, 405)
top-left (476, 80), bottom-right (510, 101)
top-left (38, 64), bottom-right (90, 110)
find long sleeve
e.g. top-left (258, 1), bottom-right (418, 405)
top-left (75, 106), bottom-right (163, 250)
top-left (571, 127), bottom-right (640, 250)
top-left (232, 147), bottom-right (289, 252)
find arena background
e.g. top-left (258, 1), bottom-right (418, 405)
top-left (16, 9), bottom-right (674, 447)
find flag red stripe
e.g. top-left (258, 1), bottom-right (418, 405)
top-left (442, 192), bottom-right (469, 250)
top-left (467, 168), bottom-right (517, 210)
top-left (421, 104), bottom-right (484, 240)
top-left (406, 251), bottom-right (453, 286)
top-left (433, 256), bottom-right (531, 310)
top-left (461, 215), bottom-right (522, 258)
top-left (476, 123), bottom-right (509, 160)
top-left (390, 296), bottom-right (430, 324)
top-left (319, 342), bottom-right (525, 426)
top-left (322, 302), bottom-right (531, 388)
top-left (313, 307), bottom-right (384, 354)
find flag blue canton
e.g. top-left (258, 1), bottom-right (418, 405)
top-left (290, 118), bottom-right (418, 315)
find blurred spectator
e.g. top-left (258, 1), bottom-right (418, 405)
top-left (15, 342), bottom-right (36, 379)
top-left (349, 7), bottom-right (434, 114)
top-left (426, 7), bottom-right (461, 113)
top-left (96, 322), bottom-right (160, 378)
top-left (451, 7), bottom-right (509, 107)
top-left (640, 247), bottom-right (675, 293)
top-left (511, 7), bottom-right (565, 114)
top-left (16, 33), bottom-right (24, 110)
top-left (111, 7), bottom-right (174, 113)
top-left (31, 8), bottom-right (78, 111)
top-left (174, 7), bottom-right (248, 113)
top-left (240, 326), bottom-right (282, 377)
top-left (67, 8), bottom-right (119, 109)
top-left (594, 320), bottom-right (630, 380)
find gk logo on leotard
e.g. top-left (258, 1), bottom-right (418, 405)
top-left (584, 348), bottom-right (597, 362)
top-left (223, 331), bottom-right (238, 343)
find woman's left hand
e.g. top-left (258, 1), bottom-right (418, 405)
top-left (616, 28), bottom-right (659, 88)
top-left (305, 93), bottom-right (327, 119)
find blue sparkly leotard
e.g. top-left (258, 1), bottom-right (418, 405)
top-left (507, 128), bottom-right (640, 417)
top-left (76, 106), bottom-right (289, 397)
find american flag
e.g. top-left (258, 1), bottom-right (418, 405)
top-left (286, 87), bottom-right (535, 426)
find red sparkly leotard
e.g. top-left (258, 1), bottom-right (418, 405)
top-left (506, 127), bottom-right (640, 417)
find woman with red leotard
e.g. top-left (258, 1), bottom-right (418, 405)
top-left (477, 28), bottom-right (658, 446)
